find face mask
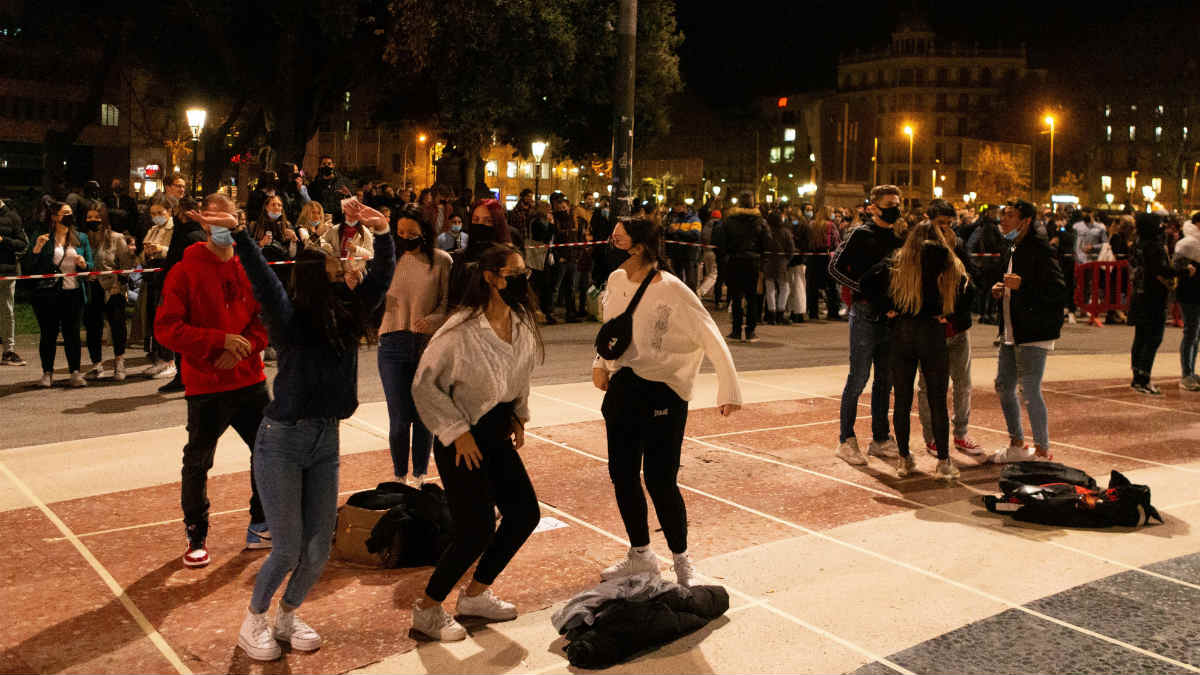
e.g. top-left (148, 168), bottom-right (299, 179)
top-left (609, 242), bottom-right (631, 266)
top-left (318, 167), bottom-right (333, 178)
top-left (1004, 228), bottom-right (1020, 241)
top-left (152, 214), bottom-right (169, 227)
top-left (497, 274), bottom-right (528, 309)
top-left (209, 225), bottom-right (234, 247)
top-left (878, 206), bottom-right (902, 224)
top-left (398, 236), bottom-right (422, 251)
top-left (85, 219), bottom-right (101, 231)
top-left (450, 223), bottom-right (462, 233)
top-left (601, 208), bottom-right (610, 219)
top-left (804, 210), bottom-right (813, 219)
top-left (310, 220), bottom-right (322, 229)
top-left (267, 210), bottom-right (282, 220)
top-left (60, 214), bottom-right (75, 228)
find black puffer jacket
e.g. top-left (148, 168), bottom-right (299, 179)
top-left (1128, 212), bottom-right (1176, 324)
top-left (996, 230), bottom-right (1066, 344)
top-left (563, 585), bottom-right (729, 669)
top-left (711, 207), bottom-right (769, 262)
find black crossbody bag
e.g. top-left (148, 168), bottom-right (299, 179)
top-left (594, 268), bottom-right (657, 360)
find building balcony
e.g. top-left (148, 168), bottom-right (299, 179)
top-left (838, 45), bottom-right (1026, 65)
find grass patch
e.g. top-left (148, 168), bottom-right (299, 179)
top-left (14, 300), bottom-right (36, 336)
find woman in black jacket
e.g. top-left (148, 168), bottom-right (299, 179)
top-left (1128, 212), bottom-right (1178, 395)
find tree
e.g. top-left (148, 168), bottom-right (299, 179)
top-left (971, 145), bottom-right (1030, 205)
top-left (1050, 170), bottom-right (1085, 199)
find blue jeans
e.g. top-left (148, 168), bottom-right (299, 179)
top-left (379, 331), bottom-right (433, 478)
top-left (1180, 302), bottom-right (1200, 378)
top-left (995, 344), bottom-right (1050, 449)
top-left (250, 416), bottom-right (340, 614)
top-left (840, 302), bottom-right (892, 443)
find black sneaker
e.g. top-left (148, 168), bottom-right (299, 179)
top-left (1131, 382), bottom-right (1162, 396)
top-left (744, 331), bottom-right (760, 343)
top-left (159, 376), bottom-right (185, 393)
top-left (725, 331), bottom-right (742, 342)
top-left (1, 350), bottom-right (26, 366)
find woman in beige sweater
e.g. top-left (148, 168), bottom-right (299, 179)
top-left (378, 204), bottom-right (452, 485)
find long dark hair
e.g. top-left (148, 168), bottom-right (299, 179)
top-left (252, 196), bottom-right (293, 242)
top-left (451, 244), bottom-right (544, 363)
top-left (46, 201), bottom-right (81, 247)
top-left (622, 218), bottom-right (671, 273)
top-left (289, 247), bottom-right (373, 352)
top-left (395, 204), bottom-right (436, 269)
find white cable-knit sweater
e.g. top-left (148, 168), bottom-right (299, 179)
top-left (593, 268), bottom-right (742, 407)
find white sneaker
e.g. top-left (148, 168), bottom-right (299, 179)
top-left (238, 610), bottom-right (282, 661)
top-left (1066, 312), bottom-right (1077, 325)
top-left (673, 552), bottom-right (697, 588)
top-left (84, 362), bottom-right (105, 380)
top-left (412, 601), bottom-right (467, 641)
top-left (274, 610), bottom-right (321, 651)
top-left (414, 474), bottom-right (428, 486)
top-left (455, 588), bottom-right (518, 620)
top-left (835, 438), bottom-right (867, 466)
top-left (143, 360), bottom-right (168, 378)
top-left (896, 454), bottom-right (917, 478)
top-left (990, 444), bottom-right (1034, 464)
top-left (113, 356), bottom-right (126, 381)
top-left (39, 372), bottom-right (53, 388)
top-left (868, 438), bottom-right (899, 459)
top-left (146, 362), bottom-right (177, 379)
top-left (934, 459), bottom-right (961, 481)
top-left (68, 371), bottom-right (87, 388)
top-left (404, 474), bottom-right (421, 489)
top-left (601, 547), bottom-right (660, 581)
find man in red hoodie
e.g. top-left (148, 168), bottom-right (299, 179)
top-left (156, 192), bottom-right (271, 568)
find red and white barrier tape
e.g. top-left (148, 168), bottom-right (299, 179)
top-left (0, 256), bottom-right (369, 282)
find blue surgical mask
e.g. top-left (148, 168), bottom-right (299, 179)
top-left (267, 210), bottom-right (282, 220)
top-left (209, 225), bottom-right (234, 247)
top-left (310, 220), bottom-right (321, 228)
top-left (451, 223), bottom-right (462, 234)
top-left (151, 214), bottom-right (168, 227)
top-left (1003, 228), bottom-right (1020, 241)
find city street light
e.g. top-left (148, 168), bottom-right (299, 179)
top-left (185, 107), bottom-right (206, 196)
top-left (712, 185), bottom-right (721, 197)
top-left (1044, 114), bottom-right (1056, 201)
top-left (416, 133), bottom-right (428, 188)
top-left (933, 186), bottom-right (943, 199)
top-left (903, 125), bottom-right (914, 206)
top-left (531, 140), bottom-right (547, 201)
top-left (1106, 193), bottom-right (1115, 206)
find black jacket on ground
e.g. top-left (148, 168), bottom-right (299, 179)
top-left (996, 230), bottom-right (1067, 344)
top-left (711, 207), bottom-right (769, 262)
top-left (351, 482), bottom-right (455, 568)
top-left (562, 585), bottom-right (729, 669)
top-left (828, 222), bottom-right (903, 303)
top-left (0, 202), bottom-right (27, 274)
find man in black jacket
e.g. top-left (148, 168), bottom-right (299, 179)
top-left (712, 193), bottom-right (770, 342)
top-left (308, 155), bottom-right (351, 223)
top-left (828, 184), bottom-right (905, 465)
top-left (104, 179), bottom-right (142, 243)
top-left (0, 198), bottom-right (27, 365)
top-left (991, 199), bottom-right (1066, 464)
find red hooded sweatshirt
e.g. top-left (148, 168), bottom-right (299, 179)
top-left (155, 242), bottom-right (268, 396)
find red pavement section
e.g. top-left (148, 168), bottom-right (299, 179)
top-left (2, 382), bottom-right (1197, 674)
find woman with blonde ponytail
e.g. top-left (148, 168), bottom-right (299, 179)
top-left (862, 218), bottom-right (967, 480)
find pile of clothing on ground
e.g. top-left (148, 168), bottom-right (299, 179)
top-left (984, 461), bottom-right (1163, 527)
top-left (551, 572), bottom-right (729, 669)
top-left (333, 482), bottom-right (454, 568)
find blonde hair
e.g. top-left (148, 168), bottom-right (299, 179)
top-left (888, 221), bottom-right (965, 316)
top-left (298, 201), bottom-right (324, 226)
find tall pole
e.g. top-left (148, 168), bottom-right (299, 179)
top-left (535, 165), bottom-right (541, 202)
top-left (190, 137), bottom-right (199, 196)
top-left (610, 0), bottom-right (637, 219)
top-left (1190, 161), bottom-right (1199, 211)
top-left (1048, 118), bottom-right (1055, 201)
top-left (872, 136), bottom-right (878, 186)
top-left (841, 102), bottom-right (849, 183)
top-left (906, 133), bottom-right (913, 205)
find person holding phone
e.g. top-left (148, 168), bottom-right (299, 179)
top-left (25, 201), bottom-right (92, 387)
top-left (409, 244), bottom-right (543, 641)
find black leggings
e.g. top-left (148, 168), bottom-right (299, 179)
top-left (85, 281), bottom-right (127, 363)
top-left (726, 258), bottom-right (761, 333)
top-left (601, 368), bottom-right (689, 554)
top-left (889, 317), bottom-right (950, 459)
top-left (425, 402), bottom-right (541, 602)
top-left (31, 288), bottom-right (84, 373)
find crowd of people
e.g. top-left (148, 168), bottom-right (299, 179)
top-left (1, 161), bottom-right (1198, 661)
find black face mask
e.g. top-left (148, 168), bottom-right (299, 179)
top-left (398, 236), bottom-right (422, 251)
top-left (60, 214), bottom-right (75, 228)
top-left (468, 221), bottom-right (495, 244)
top-left (318, 166), bottom-right (334, 178)
top-left (85, 220), bottom-right (101, 231)
top-left (878, 206), bottom-right (902, 224)
top-left (498, 274), bottom-right (529, 309)
top-left (609, 241), bottom-right (631, 266)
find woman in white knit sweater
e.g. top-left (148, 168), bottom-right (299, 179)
top-left (592, 218), bottom-right (743, 588)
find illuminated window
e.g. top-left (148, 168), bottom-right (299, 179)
top-left (1131, 105), bottom-right (1137, 112)
top-left (1155, 126), bottom-right (1162, 142)
top-left (1101, 175), bottom-right (1112, 190)
top-left (521, 162), bottom-right (533, 178)
top-left (1185, 178), bottom-right (1190, 193)
top-left (1185, 126), bottom-right (1190, 141)
top-left (540, 163), bottom-right (550, 179)
top-left (783, 145), bottom-right (796, 162)
top-left (783, 128), bottom-right (796, 142)
top-left (1152, 177), bottom-right (1162, 192)
top-left (1156, 105), bottom-right (1164, 116)
top-left (506, 161), bottom-right (517, 178)
top-left (100, 103), bottom-right (118, 127)
top-left (485, 160), bottom-right (498, 177)
top-left (1129, 125), bottom-right (1136, 141)
top-left (1104, 104), bottom-right (1110, 118)
top-left (1105, 125), bottom-right (1112, 142)
top-left (769, 146), bottom-right (781, 164)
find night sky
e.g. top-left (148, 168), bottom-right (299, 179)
top-left (674, 1), bottom-right (1200, 107)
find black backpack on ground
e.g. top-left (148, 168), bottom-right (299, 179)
top-left (984, 461), bottom-right (1163, 528)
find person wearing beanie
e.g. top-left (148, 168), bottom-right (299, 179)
top-left (1128, 211), bottom-right (1180, 395)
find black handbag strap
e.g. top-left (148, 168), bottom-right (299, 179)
top-left (622, 267), bottom-right (657, 318)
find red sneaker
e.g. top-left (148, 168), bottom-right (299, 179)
top-left (954, 437), bottom-right (985, 456)
top-left (183, 541), bottom-right (210, 568)
top-left (924, 441), bottom-right (938, 457)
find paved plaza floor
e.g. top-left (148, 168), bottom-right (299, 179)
top-left (1, 323), bottom-right (1198, 674)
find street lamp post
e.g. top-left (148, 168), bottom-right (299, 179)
top-left (1044, 114), bottom-right (1055, 203)
top-left (1191, 161), bottom-right (1199, 211)
top-left (531, 140), bottom-right (547, 201)
top-left (417, 134), bottom-right (427, 188)
top-left (185, 108), bottom-right (207, 196)
top-left (903, 125), bottom-right (914, 207)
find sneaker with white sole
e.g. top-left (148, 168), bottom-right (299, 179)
top-left (183, 540), bottom-right (210, 568)
top-left (113, 356), bottom-right (126, 381)
top-left (673, 552), bottom-right (696, 588)
top-left (895, 454), bottom-right (917, 478)
top-left (1181, 376), bottom-right (1200, 392)
top-left (455, 588), bottom-right (518, 621)
top-left (867, 438), bottom-right (899, 459)
top-left (601, 547), bottom-right (660, 581)
top-left (1, 350), bottom-right (26, 366)
top-left (274, 610), bottom-right (321, 651)
top-left (245, 522), bottom-right (272, 550)
top-left (84, 362), bottom-right (106, 380)
top-left (412, 602), bottom-right (467, 641)
top-left (924, 441), bottom-right (938, 457)
top-left (954, 436), bottom-right (985, 456)
top-left (990, 444), bottom-right (1034, 464)
top-left (1131, 382), bottom-right (1162, 396)
top-left (68, 371), bottom-right (87, 388)
top-left (149, 362), bottom-right (177, 380)
top-left (38, 372), bottom-right (53, 388)
top-left (238, 610), bottom-right (282, 661)
top-left (143, 360), bottom-right (169, 378)
top-left (836, 438), bottom-right (867, 466)
top-left (934, 459), bottom-right (961, 481)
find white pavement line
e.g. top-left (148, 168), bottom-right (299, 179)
top-left (533, 498), bottom-right (915, 675)
top-left (693, 416), bottom-right (857, 439)
top-left (525, 431), bottom-right (1200, 674)
top-left (1043, 386), bottom-right (1200, 417)
top-left (0, 460), bottom-right (192, 675)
